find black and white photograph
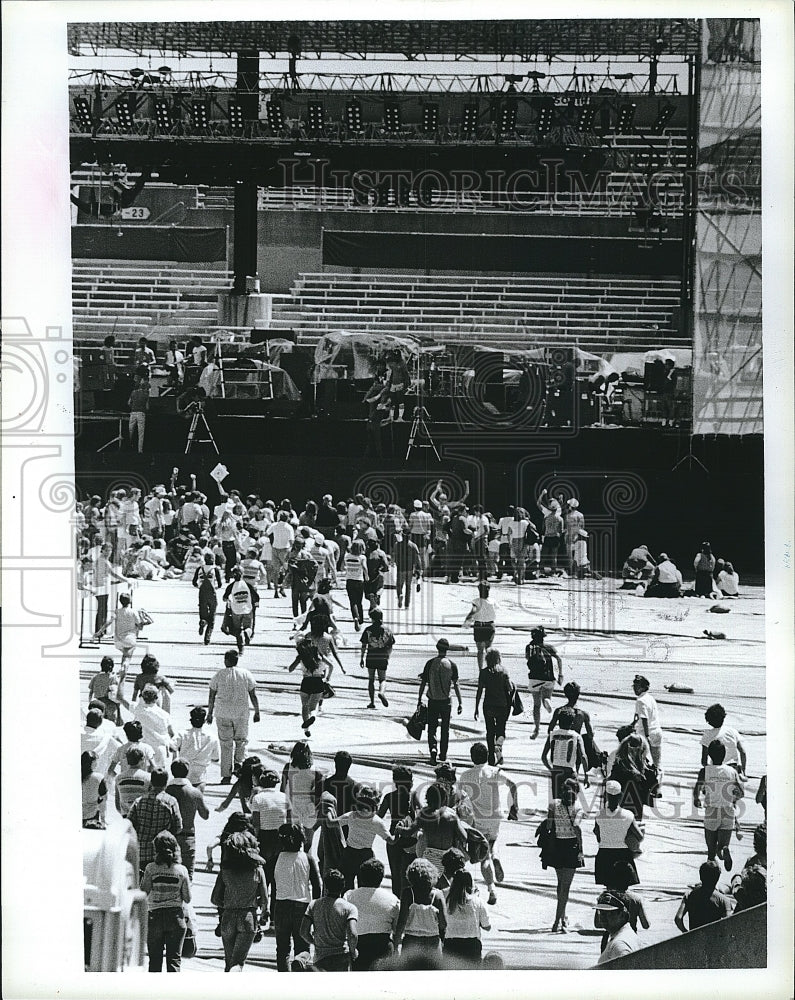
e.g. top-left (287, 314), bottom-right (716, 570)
top-left (1, 3), bottom-right (793, 995)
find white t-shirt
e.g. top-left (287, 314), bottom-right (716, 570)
top-left (209, 666), bottom-right (255, 717)
top-left (716, 570), bottom-right (739, 595)
top-left (510, 518), bottom-right (529, 545)
top-left (634, 693), bottom-right (662, 741)
top-left (597, 924), bottom-right (639, 964)
top-left (497, 516), bottom-right (513, 540)
top-left (596, 805), bottom-right (635, 849)
top-left (338, 812), bottom-right (391, 850)
top-left (656, 559), bottom-right (681, 584)
top-left (274, 851), bottom-right (312, 902)
top-left (701, 724), bottom-right (742, 765)
top-left (470, 598), bottom-right (496, 624)
top-left (444, 894), bottom-right (491, 940)
top-left (250, 788), bottom-right (289, 831)
top-left (269, 521), bottom-right (295, 549)
top-left (345, 886), bottom-right (400, 936)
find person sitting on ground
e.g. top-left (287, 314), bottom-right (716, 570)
top-left (716, 561), bottom-right (740, 598)
top-left (674, 859), bottom-right (733, 933)
top-left (621, 544), bottom-right (656, 588)
top-left (345, 858), bottom-right (400, 971)
top-left (644, 553), bottom-right (683, 598)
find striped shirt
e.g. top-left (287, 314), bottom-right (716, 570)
top-left (141, 861), bottom-right (191, 910)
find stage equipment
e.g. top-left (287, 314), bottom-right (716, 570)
top-left (384, 101), bottom-right (402, 132)
top-left (190, 100), bottom-right (210, 128)
top-left (307, 101), bottom-right (325, 135)
top-left (461, 103), bottom-right (479, 136)
top-left (74, 96), bottom-right (93, 131)
top-left (536, 107), bottom-right (554, 135)
top-left (345, 100), bottom-right (363, 133)
top-left (617, 102), bottom-right (637, 133)
top-left (115, 98), bottom-right (135, 131)
top-left (266, 100), bottom-right (285, 133)
top-left (228, 101), bottom-right (245, 131)
top-left (184, 401), bottom-right (219, 454)
top-left (153, 98), bottom-right (172, 132)
top-left (422, 103), bottom-right (439, 133)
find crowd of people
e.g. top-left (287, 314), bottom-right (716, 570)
top-left (79, 472), bottom-right (765, 972)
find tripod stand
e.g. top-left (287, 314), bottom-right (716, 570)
top-left (185, 405), bottom-right (219, 454)
top-left (405, 354), bottom-right (440, 462)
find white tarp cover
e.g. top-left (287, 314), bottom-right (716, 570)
top-left (313, 331), bottom-right (419, 382)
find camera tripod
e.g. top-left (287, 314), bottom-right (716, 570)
top-left (405, 353), bottom-right (441, 462)
top-left (185, 406), bottom-right (219, 454)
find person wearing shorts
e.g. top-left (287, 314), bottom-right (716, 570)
top-left (463, 582), bottom-right (496, 673)
top-left (359, 608), bottom-right (395, 710)
top-left (526, 625), bottom-right (563, 739)
top-left (693, 740), bottom-right (745, 872)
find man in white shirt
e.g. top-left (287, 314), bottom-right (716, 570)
top-left (173, 706), bottom-right (220, 789)
top-left (267, 512), bottom-right (295, 598)
top-left (142, 487), bottom-right (165, 535)
top-left (644, 552), bottom-right (683, 598)
top-left (595, 893), bottom-right (640, 965)
top-left (345, 858), bottom-right (399, 970)
top-left (700, 703), bottom-right (747, 774)
top-left (82, 708), bottom-right (122, 774)
top-left (206, 649), bottom-right (260, 783)
top-left (632, 675), bottom-right (662, 769)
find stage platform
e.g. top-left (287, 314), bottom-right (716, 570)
top-left (79, 574), bottom-right (766, 971)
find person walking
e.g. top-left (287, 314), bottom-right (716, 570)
top-left (563, 499), bottom-right (585, 574)
top-left (251, 769), bottom-right (289, 924)
top-left (474, 650), bottom-right (513, 765)
top-left (172, 706), bottom-right (220, 790)
top-left (140, 831), bottom-right (191, 972)
top-left (631, 674), bottom-right (662, 770)
top-left (91, 544), bottom-right (126, 638)
top-left (210, 832), bottom-right (269, 971)
top-left (391, 527), bottom-right (422, 611)
top-left (674, 860), bottom-right (733, 933)
top-left (334, 785), bottom-right (395, 891)
top-left (693, 740), bottom-right (745, 871)
top-left (407, 500), bottom-right (434, 575)
top-left (193, 554), bottom-right (222, 645)
top-left (463, 583), bottom-right (496, 673)
top-left (166, 759), bottom-right (210, 880)
top-left (364, 539), bottom-right (389, 611)
top-left (700, 703), bottom-right (748, 775)
top-left (378, 766), bottom-right (421, 897)
top-left (128, 769), bottom-right (184, 877)
top-left (130, 654), bottom-right (174, 714)
top-left (207, 649), bottom-right (261, 785)
top-left (346, 858), bottom-right (400, 970)
top-left (87, 655), bottom-right (122, 725)
top-left (359, 608), bottom-right (395, 710)
top-left (280, 741), bottom-right (324, 849)
top-left (541, 778), bottom-right (584, 932)
top-left (287, 539), bottom-right (318, 623)
top-left (273, 823), bottom-right (322, 971)
top-left (300, 868), bottom-right (359, 971)
top-left (344, 538), bottom-right (369, 631)
top-left (593, 780), bottom-right (644, 889)
top-left (128, 375), bottom-right (149, 453)
top-left (541, 707), bottom-right (589, 800)
top-left (417, 638), bottom-right (463, 765)
top-left (595, 893), bottom-right (640, 965)
top-left (526, 626), bottom-right (563, 739)
top-left (133, 686), bottom-right (174, 770)
top-left (442, 869), bottom-right (491, 965)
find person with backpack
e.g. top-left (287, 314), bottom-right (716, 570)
top-left (541, 707), bottom-right (589, 799)
top-left (359, 608), bottom-right (396, 710)
top-left (287, 539), bottom-right (318, 623)
top-left (193, 553), bottom-right (222, 645)
top-left (222, 567), bottom-right (258, 655)
top-left (526, 626), bottom-right (564, 739)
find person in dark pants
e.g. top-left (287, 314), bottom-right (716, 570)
top-left (474, 649), bottom-right (513, 765)
top-left (378, 765), bottom-right (420, 897)
top-left (346, 858), bottom-right (400, 970)
top-left (140, 831), bottom-right (190, 973)
top-left (417, 638), bottom-right (463, 765)
top-left (391, 528), bottom-right (422, 610)
top-left (193, 554), bottom-right (222, 644)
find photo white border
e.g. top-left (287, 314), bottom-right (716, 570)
top-left (2, 1), bottom-right (792, 998)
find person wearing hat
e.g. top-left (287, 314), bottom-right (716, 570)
top-left (572, 530), bottom-right (593, 579)
top-left (621, 544), bottom-right (656, 587)
top-left (563, 498), bottom-right (585, 573)
top-left (595, 891), bottom-right (640, 964)
top-left (408, 500), bottom-right (434, 576)
top-left (359, 608), bottom-right (396, 709)
top-left (417, 638), bottom-right (463, 765)
top-left (631, 675), bottom-right (663, 770)
top-left (526, 626), bottom-right (564, 739)
top-left (644, 553), bottom-right (683, 598)
top-left (594, 781), bottom-right (644, 889)
top-left (173, 706), bottom-right (220, 790)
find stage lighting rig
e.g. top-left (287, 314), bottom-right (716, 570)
top-left (462, 103), bottom-right (479, 137)
top-left (73, 96), bottom-right (93, 131)
top-left (345, 100), bottom-right (364, 134)
top-left (536, 107), bottom-right (554, 136)
top-left (191, 99), bottom-right (210, 129)
top-left (578, 106), bottom-right (596, 130)
top-left (526, 70), bottom-right (547, 93)
top-left (422, 103), bottom-right (439, 133)
top-left (115, 98), bottom-right (136, 132)
top-left (384, 101), bottom-right (402, 132)
top-left (153, 98), bottom-right (172, 133)
top-left (228, 100), bottom-right (245, 132)
top-left (652, 104), bottom-right (675, 134)
top-left (617, 103), bottom-right (637, 133)
top-left (499, 104), bottom-right (517, 135)
top-left (307, 101), bottom-right (325, 135)
top-left (267, 100), bottom-right (285, 133)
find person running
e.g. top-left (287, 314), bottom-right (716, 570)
top-left (91, 543), bottom-right (126, 638)
top-left (542, 777), bottom-right (584, 933)
top-left (133, 686), bottom-right (174, 770)
top-left (216, 756), bottom-right (263, 815)
top-left (96, 593), bottom-right (153, 701)
top-left (273, 823), bottom-right (322, 972)
top-left (250, 769), bottom-right (289, 924)
top-left (405, 782), bottom-right (469, 876)
top-left (674, 860), bottom-right (733, 933)
top-left (334, 785), bottom-right (395, 891)
top-left (394, 858), bottom-right (447, 957)
top-left (378, 766), bottom-right (421, 897)
top-left (210, 831), bottom-right (269, 971)
top-left (442, 869), bottom-right (491, 966)
top-left (128, 769), bottom-right (184, 877)
top-left (166, 759), bottom-right (210, 880)
top-left (140, 831), bottom-right (191, 973)
top-left (131, 654), bottom-right (174, 714)
top-left (222, 567), bottom-right (257, 655)
top-left (417, 638), bottom-right (463, 765)
top-left (280, 741), bottom-right (324, 850)
top-left (288, 634), bottom-right (330, 737)
top-left (631, 675), bottom-right (663, 770)
top-left (609, 733), bottom-right (653, 821)
top-left (463, 583), bottom-right (496, 673)
top-left (364, 539), bottom-right (389, 611)
top-left (346, 858), bottom-right (400, 971)
top-left (700, 703), bottom-right (748, 775)
top-left (172, 706), bottom-right (219, 790)
top-left (526, 626), bottom-right (563, 739)
top-left (594, 780), bottom-right (644, 889)
top-left (87, 655), bottom-right (122, 725)
top-left (457, 742), bottom-right (519, 902)
top-left (287, 539), bottom-right (318, 623)
top-left (549, 681), bottom-right (600, 769)
top-left (193, 553), bottom-right (222, 645)
top-left (693, 739), bottom-right (745, 871)
top-left (344, 538), bottom-right (369, 631)
top-left (474, 650), bottom-right (514, 765)
top-left (207, 649), bottom-right (261, 785)
top-left (115, 747), bottom-right (151, 818)
top-left (359, 608), bottom-right (395, 710)
top-left (541, 707), bottom-right (589, 799)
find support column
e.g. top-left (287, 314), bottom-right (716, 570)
top-left (232, 49), bottom-right (259, 294)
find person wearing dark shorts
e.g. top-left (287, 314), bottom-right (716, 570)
top-left (359, 608), bottom-right (395, 709)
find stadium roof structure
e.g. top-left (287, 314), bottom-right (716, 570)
top-left (67, 19), bottom-right (700, 60)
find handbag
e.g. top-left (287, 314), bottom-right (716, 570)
top-left (406, 703), bottom-right (428, 740)
top-left (625, 825), bottom-right (644, 856)
top-left (181, 909), bottom-right (198, 959)
top-left (322, 681), bottom-right (336, 699)
top-left (511, 685), bottom-right (525, 717)
top-left (464, 824), bottom-right (490, 864)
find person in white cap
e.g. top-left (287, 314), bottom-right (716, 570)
top-left (407, 500), bottom-right (433, 575)
top-left (537, 489), bottom-right (564, 576)
top-left (572, 530), bottom-right (591, 579)
top-left (595, 891), bottom-right (640, 964)
top-left (594, 780), bottom-right (644, 889)
top-left (563, 499), bottom-right (585, 573)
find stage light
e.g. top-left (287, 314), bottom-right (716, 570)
top-left (73, 96), bottom-right (93, 131)
top-left (384, 101), bottom-right (401, 132)
top-left (462, 103), bottom-right (479, 136)
top-left (158, 65), bottom-right (172, 80)
top-left (191, 99), bottom-right (210, 129)
top-left (422, 103), bottom-right (439, 133)
top-left (307, 101), bottom-right (325, 134)
top-left (266, 100), bottom-right (284, 133)
top-left (652, 105), bottom-right (675, 134)
top-left (345, 100), bottom-right (363, 133)
top-left (153, 98), bottom-right (172, 132)
top-left (115, 98), bottom-right (135, 131)
top-left (537, 107), bottom-right (554, 135)
top-left (617, 103), bottom-right (637, 133)
top-left (228, 100), bottom-right (245, 131)
top-left (578, 106), bottom-right (596, 130)
top-left (500, 104), bottom-right (517, 134)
